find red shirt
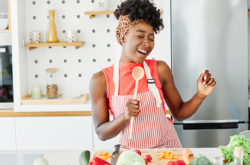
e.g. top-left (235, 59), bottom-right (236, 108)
top-left (102, 59), bottom-right (166, 117)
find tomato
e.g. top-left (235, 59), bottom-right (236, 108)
top-left (133, 150), bottom-right (141, 155)
top-left (144, 154), bottom-right (152, 162)
top-left (175, 160), bottom-right (185, 165)
top-left (167, 161), bottom-right (176, 165)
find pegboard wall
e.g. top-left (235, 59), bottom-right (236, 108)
top-left (24, 0), bottom-right (165, 95)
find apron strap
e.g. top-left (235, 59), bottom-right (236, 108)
top-left (113, 62), bottom-right (119, 95)
top-left (143, 61), bottom-right (162, 108)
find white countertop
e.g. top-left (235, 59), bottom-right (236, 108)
top-left (0, 148), bottom-right (222, 165)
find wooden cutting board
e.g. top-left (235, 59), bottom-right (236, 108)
top-left (94, 149), bottom-right (195, 164)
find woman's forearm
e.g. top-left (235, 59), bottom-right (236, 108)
top-left (174, 92), bottom-right (206, 121)
top-left (96, 113), bottom-right (129, 141)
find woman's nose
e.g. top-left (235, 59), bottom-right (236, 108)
top-left (142, 38), bottom-right (150, 47)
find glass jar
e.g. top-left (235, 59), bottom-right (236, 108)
top-left (46, 68), bottom-right (58, 99)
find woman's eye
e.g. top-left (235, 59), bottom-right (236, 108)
top-left (137, 35), bottom-right (154, 41)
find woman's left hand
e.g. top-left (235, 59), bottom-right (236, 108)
top-left (197, 70), bottom-right (216, 99)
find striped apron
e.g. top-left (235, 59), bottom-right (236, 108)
top-left (112, 61), bottom-right (182, 149)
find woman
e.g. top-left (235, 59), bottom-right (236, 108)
top-left (89, 0), bottom-right (216, 149)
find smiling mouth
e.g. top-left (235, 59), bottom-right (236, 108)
top-left (137, 49), bottom-right (148, 56)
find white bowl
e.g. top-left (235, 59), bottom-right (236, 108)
top-left (239, 130), bottom-right (250, 143)
top-left (0, 18), bottom-right (9, 30)
top-left (0, 12), bottom-right (8, 18)
top-left (62, 94), bottom-right (81, 99)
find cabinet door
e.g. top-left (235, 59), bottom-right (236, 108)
top-left (16, 117), bottom-right (92, 150)
top-left (93, 116), bottom-right (120, 149)
top-left (0, 117), bottom-right (16, 150)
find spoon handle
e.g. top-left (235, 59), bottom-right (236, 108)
top-left (130, 80), bottom-right (139, 139)
top-left (130, 117), bottom-right (134, 139)
top-left (133, 80), bottom-right (139, 99)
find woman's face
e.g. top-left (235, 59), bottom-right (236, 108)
top-left (122, 21), bottom-right (155, 64)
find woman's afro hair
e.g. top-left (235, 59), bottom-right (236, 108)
top-left (114, 0), bottom-right (164, 34)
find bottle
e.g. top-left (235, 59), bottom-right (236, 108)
top-left (46, 68), bottom-right (58, 99)
top-left (46, 10), bottom-right (59, 43)
top-left (233, 146), bottom-right (244, 165)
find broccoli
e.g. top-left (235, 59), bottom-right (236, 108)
top-left (189, 154), bottom-right (213, 165)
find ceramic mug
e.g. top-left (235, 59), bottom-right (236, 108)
top-left (99, 0), bottom-right (115, 11)
top-left (29, 31), bottom-right (41, 43)
top-left (61, 30), bottom-right (77, 43)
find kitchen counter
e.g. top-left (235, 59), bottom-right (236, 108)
top-left (0, 148), bottom-right (222, 164)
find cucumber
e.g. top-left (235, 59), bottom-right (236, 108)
top-left (79, 150), bottom-right (91, 165)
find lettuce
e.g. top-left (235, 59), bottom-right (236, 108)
top-left (219, 135), bottom-right (250, 164)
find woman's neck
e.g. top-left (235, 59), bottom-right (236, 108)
top-left (119, 50), bottom-right (133, 62)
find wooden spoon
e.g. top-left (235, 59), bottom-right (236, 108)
top-left (130, 66), bottom-right (144, 139)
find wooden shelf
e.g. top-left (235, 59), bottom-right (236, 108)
top-left (25, 41), bottom-right (85, 51)
top-left (248, 11), bottom-right (250, 16)
top-left (85, 11), bottom-right (114, 19)
top-left (0, 29), bottom-right (11, 33)
top-left (21, 93), bottom-right (88, 105)
top-left (85, 10), bottom-right (163, 19)
top-left (8, 0), bottom-right (11, 31)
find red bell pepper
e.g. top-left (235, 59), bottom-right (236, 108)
top-left (167, 160), bottom-right (185, 165)
top-left (89, 157), bottom-right (111, 165)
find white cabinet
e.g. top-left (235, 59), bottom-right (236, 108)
top-left (0, 117), bottom-right (16, 150)
top-left (93, 116), bottom-right (120, 149)
top-left (15, 116), bottom-right (92, 150)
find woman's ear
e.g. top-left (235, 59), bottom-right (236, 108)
top-left (123, 31), bottom-right (129, 43)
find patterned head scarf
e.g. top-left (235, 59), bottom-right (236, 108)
top-left (116, 15), bottom-right (144, 45)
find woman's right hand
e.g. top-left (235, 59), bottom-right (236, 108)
top-left (123, 99), bottom-right (141, 120)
